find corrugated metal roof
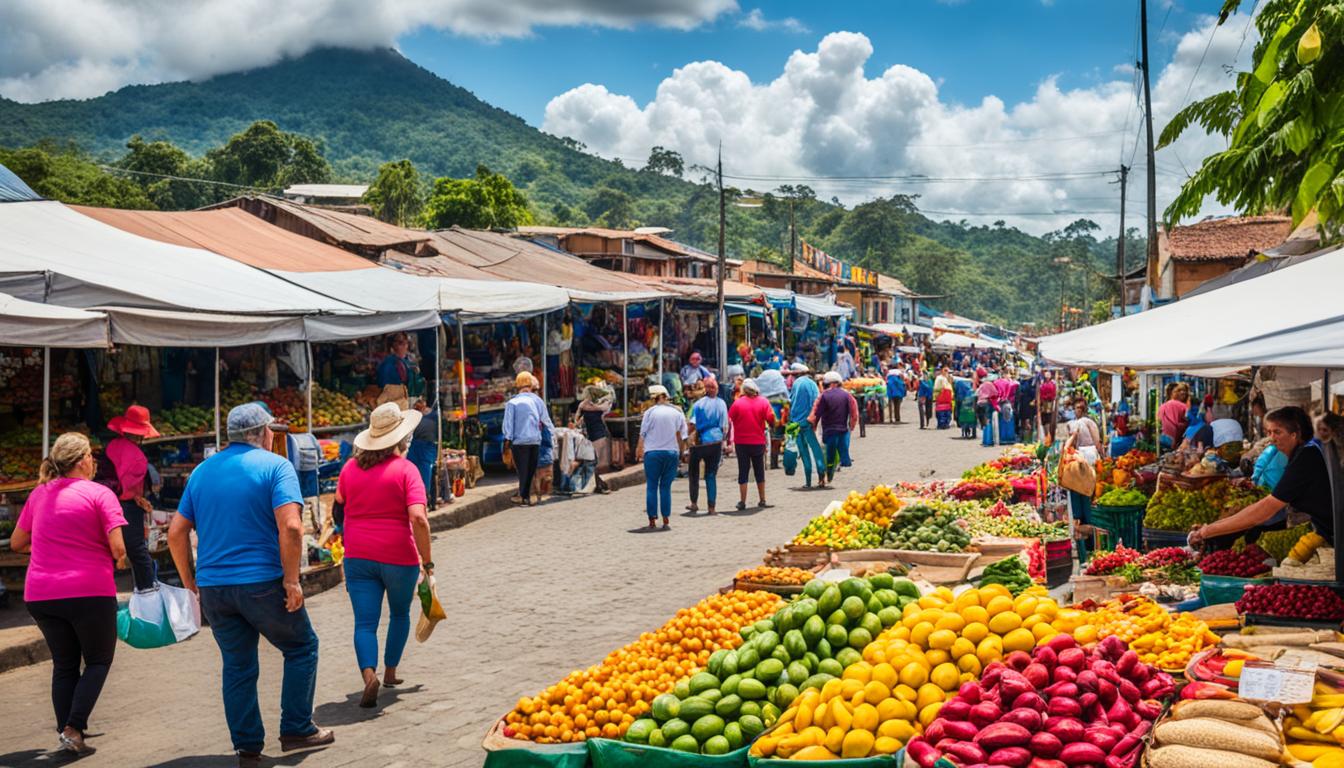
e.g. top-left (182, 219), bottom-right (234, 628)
top-left (1165, 214), bottom-right (1293, 262)
top-left (739, 259), bottom-right (838, 283)
top-left (214, 196), bottom-right (432, 250)
top-left (283, 184), bottom-right (369, 198)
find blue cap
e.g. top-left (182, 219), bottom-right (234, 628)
top-left (227, 402), bottom-right (275, 435)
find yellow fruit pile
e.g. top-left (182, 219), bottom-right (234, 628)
top-left (1071, 595), bottom-right (1218, 670)
top-left (504, 590), bottom-right (782, 743)
top-left (841, 485), bottom-right (903, 527)
top-left (752, 584), bottom-right (1065, 760)
top-left (735, 566), bottom-right (816, 585)
top-left (1286, 683), bottom-right (1344, 765)
top-left (791, 510), bottom-right (885, 549)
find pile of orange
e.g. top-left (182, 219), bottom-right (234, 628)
top-left (735, 566), bottom-right (816, 585)
top-left (502, 590), bottom-right (782, 744)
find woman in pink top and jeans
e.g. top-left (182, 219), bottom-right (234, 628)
top-left (727, 378), bottom-right (776, 510)
top-left (335, 403), bottom-right (433, 709)
top-left (11, 433), bottom-right (127, 757)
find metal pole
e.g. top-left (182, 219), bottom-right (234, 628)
top-left (541, 313), bottom-right (549, 406)
top-left (305, 341), bottom-right (314, 434)
top-left (41, 347), bottom-right (50, 457)
top-left (716, 143), bottom-right (727, 375)
top-left (622, 303), bottom-right (630, 426)
top-left (1141, 0), bottom-right (1159, 285)
top-left (435, 321), bottom-right (443, 502)
top-left (1116, 165), bottom-right (1129, 316)
top-left (658, 300), bottom-right (665, 385)
top-left (214, 347), bottom-right (221, 450)
top-left (458, 321), bottom-right (467, 429)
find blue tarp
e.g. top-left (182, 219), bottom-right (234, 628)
top-left (0, 163), bottom-right (41, 202)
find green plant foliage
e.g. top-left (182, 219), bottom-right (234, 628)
top-left (422, 164), bottom-right (534, 229)
top-left (364, 159), bottom-right (425, 226)
top-left (1162, 0), bottom-right (1344, 233)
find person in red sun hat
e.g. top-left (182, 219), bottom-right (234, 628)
top-left (103, 405), bottom-right (160, 591)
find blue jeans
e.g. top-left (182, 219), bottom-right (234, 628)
top-left (1069, 490), bottom-right (1093, 562)
top-left (794, 426), bottom-right (825, 485)
top-left (823, 433), bottom-right (847, 482)
top-left (344, 557), bottom-right (420, 672)
top-left (199, 579), bottom-right (320, 753)
top-left (407, 439), bottom-right (437, 505)
top-left (840, 432), bottom-right (853, 467)
top-left (643, 450), bottom-right (678, 521)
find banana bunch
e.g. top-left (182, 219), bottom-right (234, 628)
top-left (1286, 531), bottom-right (1328, 566)
top-left (1285, 684), bottom-right (1344, 765)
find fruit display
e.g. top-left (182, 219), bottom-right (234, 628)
top-left (978, 556), bottom-right (1033, 595)
top-left (962, 500), bottom-right (1066, 540)
top-left (622, 661), bottom-right (782, 754)
top-left (1150, 696), bottom-right (1283, 768)
top-left (983, 452), bottom-right (1037, 473)
top-left (905, 634), bottom-right (1176, 768)
top-left (1143, 487), bottom-right (1220, 531)
top-left (842, 377), bottom-right (884, 393)
top-left (1251, 521), bottom-right (1312, 563)
top-left (791, 511), bottom-right (884, 549)
top-left (838, 485), bottom-right (903, 527)
top-left (1141, 547), bottom-right (1195, 569)
top-left (1084, 546), bottom-right (1142, 576)
top-left (1286, 529), bottom-right (1329, 565)
top-left (157, 403), bottom-right (213, 436)
top-left (0, 351), bottom-right (76, 405)
top-left (1073, 595), bottom-right (1219, 670)
top-left (1184, 649), bottom-right (1258, 687)
top-left (503, 590), bottom-right (782, 743)
top-left (734, 567), bottom-right (815, 586)
top-left (1096, 487), bottom-right (1148, 507)
top-left (882, 504), bottom-right (972, 553)
top-left (751, 584), bottom-right (1069, 761)
top-left (1116, 449), bottom-right (1157, 473)
top-left (1236, 583), bottom-right (1344, 621)
top-left (947, 477), bottom-right (1012, 501)
top-left (1198, 544), bottom-right (1271, 578)
top-left (1285, 682), bottom-right (1344, 764)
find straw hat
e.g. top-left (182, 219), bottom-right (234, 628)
top-left (354, 402), bottom-right (422, 451)
top-left (108, 404), bottom-right (160, 438)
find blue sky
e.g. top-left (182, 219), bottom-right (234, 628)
top-left (398, 1), bottom-right (1224, 128)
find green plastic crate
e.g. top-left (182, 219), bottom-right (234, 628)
top-left (589, 739), bottom-right (749, 768)
top-left (1199, 573), bottom-right (1275, 607)
top-left (1091, 504), bottom-right (1145, 551)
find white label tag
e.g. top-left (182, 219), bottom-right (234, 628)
top-left (1239, 659), bottom-right (1318, 704)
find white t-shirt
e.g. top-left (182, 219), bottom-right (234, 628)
top-left (639, 404), bottom-right (688, 453)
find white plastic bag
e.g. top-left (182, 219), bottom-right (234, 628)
top-left (121, 583), bottom-right (200, 648)
top-left (158, 582), bottom-right (201, 642)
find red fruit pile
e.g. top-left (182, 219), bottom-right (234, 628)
top-left (987, 500), bottom-right (1011, 518)
top-left (905, 634), bottom-right (1175, 768)
top-left (948, 479), bottom-right (1012, 501)
top-left (1084, 546), bottom-right (1142, 576)
top-left (1198, 544), bottom-right (1271, 577)
top-left (1027, 540), bottom-right (1046, 583)
top-left (1237, 584), bottom-right (1344, 620)
top-left (1139, 547), bottom-right (1195, 569)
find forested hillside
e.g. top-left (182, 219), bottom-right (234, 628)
top-left (0, 47), bottom-right (1136, 327)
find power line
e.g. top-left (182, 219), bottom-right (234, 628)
top-left (98, 165), bottom-right (273, 192)
top-left (1173, 6), bottom-right (1223, 119)
top-left (920, 209), bottom-right (1147, 218)
top-left (721, 170), bottom-right (1115, 183)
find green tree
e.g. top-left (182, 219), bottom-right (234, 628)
top-left (206, 120), bottom-right (332, 189)
top-left (363, 159), bottom-right (424, 226)
top-left (119, 135), bottom-right (215, 209)
top-left (0, 143), bottom-right (154, 209)
top-left (643, 146), bottom-right (684, 177)
top-left (422, 164), bottom-right (534, 229)
top-left (584, 186), bottom-right (635, 228)
top-left (1162, 0), bottom-right (1344, 232)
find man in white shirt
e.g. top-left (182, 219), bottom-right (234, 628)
top-left (637, 385), bottom-right (687, 530)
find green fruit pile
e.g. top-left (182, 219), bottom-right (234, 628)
top-left (625, 575), bottom-right (923, 753)
top-left (882, 504), bottom-right (972, 552)
top-left (1096, 487), bottom-right (1148, 507)
top-left (1142, 488), bottom-right (1219, 531)
top-left (978, 556), bottom-right (1033, 595)
top-left (158, 403), bottom-right (213, 436)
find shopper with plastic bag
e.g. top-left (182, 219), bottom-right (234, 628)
top-left (117, 580), bottom-right (201, 649)
top-left (10, 433), bottom-right (127, 758)
top-left (168, 403), bottom-right (334, 768)
top-left (335, 402), bottom-right (434, 708)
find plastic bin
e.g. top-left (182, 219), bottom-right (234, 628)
top-left (1046, 559), bottom-right (1073, 588)
top-left (1199, 573), bottom-right (1275, 607)
top-left (1109, 435), bottom-right (1136, 459)
top-left (1092, 505), bottom-right (1145, 550)
top-left (1143, 527), bottom-right (1189, 551)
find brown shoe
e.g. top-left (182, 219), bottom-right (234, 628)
top-left (359, 676), bottom-right (380, 708)
top-left (280, 727), bottom-right (334, 752)
top-left (237, 751), bottom-right (261, 768)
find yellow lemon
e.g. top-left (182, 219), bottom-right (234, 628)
top-left (927, 629), bottom-right (956, 651)
top-left (843, 662), bottom-right (873, 684)
top-left (988, 611), bottom-right (1022, 635)
top-left (1073, 624), bottom-right (1099, 645)
top-left (862, 680), bottom-right (891, 705)
top-left (918, 701), bottom-right (943, 727)
top-left (842, 729), bottom-right (876, 759)
top-left (898, 663), bottom-right (927, 689)
top-left (871, 662), bottom-right (898, 689)
top-left (910, 622), bottom-right (935, 648)
top-left (851, 703), bottom-right (880, 732)
top-left (1013, 595), bottom-right (1039, 618)
top-left (1022, 613), bottom-right (1046, 630)
top-left (923, 649), bottom-right (951, 667)
top-left (960, 605), bottom-right (989, 625)
top-left (985, 595), bottom-right (1015, 617)
top-left (873, 736), bottom-right (902, 754)
top-left (878, 719), bottom-right (916, 742)
top-left (930, 662), bottom-right (960, 691)
top-left (1031, 622), bottom-right (1058, 641)
top-left (934, 613), bottom-right (966, 633)
top-left (957, 654), bottom-right (982, 676)
top-left (976, 635), bottom-right (1003, 666)
top-left (933, 586), bottom-right (955, 603)
top-left (960, 621), bottom-right (989, 645)
top-left (915, 683), bottom-right (945, 711)
top-left (875, 698), bottom-right (903, 722)
top-left (887, 625), bottom-right (911, 642)
top-left (917, 595), bottom-right (946, 610)
top-left (840, 678), bottom-right (865, 699)
top-left (953, 588), bottom-right (981, 610)
top-left (950, 637), bottom-right (977, 660)
top-left (894, 683), bottom-right (918, 703)
top-left (1002, 627), bottom-right (1036, 653)
top-left (979, 583), bottom-right (1011, 602)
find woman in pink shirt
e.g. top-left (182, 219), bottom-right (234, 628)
top-left (102, 404), bottom-right (160, 591)
top-left (335, 403), bottom-right (433, 708)
top-left (1158, 382), bottom-right (1191, 445)
top-left (727, 378), bottom-right (776, 510)
top-left (10, 433), bottom-right (127, 757)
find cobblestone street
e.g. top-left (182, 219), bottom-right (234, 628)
top-left (0, 420), bottom-right (995, 768)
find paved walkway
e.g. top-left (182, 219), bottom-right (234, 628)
top-left (0, 420), bottom-right (994, 767)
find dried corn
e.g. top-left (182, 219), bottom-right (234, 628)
top-left (1147, 745), bottom-right (1277, 768)
top-left (1171, 699), bottom-right (1264, 721)
top-left (1153, 718), bottom-right (1283, 762)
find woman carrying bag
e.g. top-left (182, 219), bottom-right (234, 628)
top-left (1061, 396), bottom-right (1101, 562)
top-left (10, 433), bottom-right (128, 757)
top-left (335, 403), bottom-right (433, 709)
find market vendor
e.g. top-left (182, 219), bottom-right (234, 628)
top-left (103, 405), bottom-right (160, 592)
top-left (680, 351), bottom-right (713, 387)
top-left (376, 332), bottom-right (420, 405)
top-left (1189, 406), bottom-right (1333, 549)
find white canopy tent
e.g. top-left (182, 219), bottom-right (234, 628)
top-left (865, 322), bottom-right (934, 338)
top-left (1038, 246), bottom-right (1344, 369)
top-left (793, 294), bottom-right (853, 319)
top-left (932, 331), bottom-right (1009, 351)
top-left (0, 291), bottom-right (109, 348)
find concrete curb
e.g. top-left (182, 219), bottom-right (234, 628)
top-left (0, 464), bottom-right (648, 676)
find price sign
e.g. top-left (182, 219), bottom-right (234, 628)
top-left (1238, 659), bottom-right (1317, 704)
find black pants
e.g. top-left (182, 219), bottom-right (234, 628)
top-left (919, 397), bottom-right (932, 428)
top-left (736, 444), bottom-right (766, 485)
top-left (512, 443), bottom-right (540, 501)
top-left (120, 500), bottom-right (155, 590)
top-left (888, 397), bottom-right (903, 423)
top-left (27, 596), bottom-right (117, 733)
top-left (688, 442), bottom-right (722, 507)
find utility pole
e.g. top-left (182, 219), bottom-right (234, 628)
top-left (716, 143), bottom-right (727, 374)
top-left (789, 199), bottom-right (797, 274)
top-left (1116, 164), bottom-right (1129, 316)
top-left (1140, 0), bottom-right (1159, 285)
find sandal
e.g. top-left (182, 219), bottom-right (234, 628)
top-left (685, 505), bottom-right (699, 513)
top-left (510, 495), bottom-right (525, 505)
top-left (661, 520), bottom-right (671, 530)
top-left (735, 502), bottom-right (747, 511)
top-left (360, 677), bottom-right (381, 708)
top-left (757, 501), bottom-right (773, 509)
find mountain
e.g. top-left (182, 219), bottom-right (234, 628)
top-left (0, 47), bottom-right (1128, 326)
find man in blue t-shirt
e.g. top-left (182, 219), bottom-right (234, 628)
top-left (168, 403), bottom-right (334, 766)
top-left (788, 363), bottom-right (827, 489)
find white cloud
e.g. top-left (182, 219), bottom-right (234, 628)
top-left (738, 9), bottom-right (809, 33)
top-left (543, 15), bottom-right (1257, 236)
top-left (0, 0), bottom-right (738, 102)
